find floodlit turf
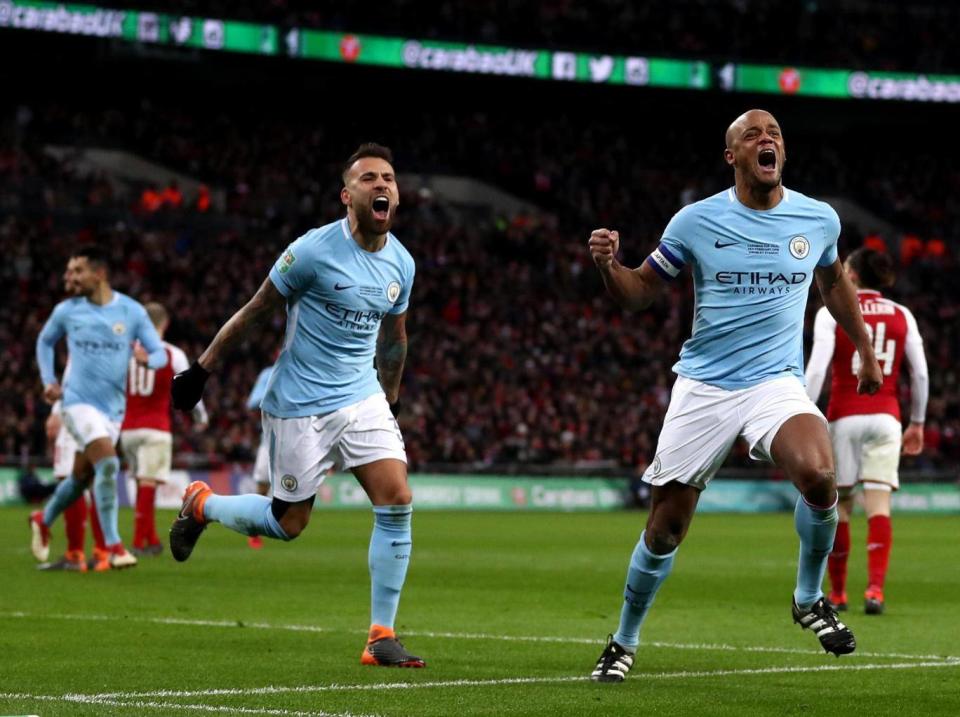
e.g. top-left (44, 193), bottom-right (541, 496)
top-left (1, 506), bottom-right (958, 716)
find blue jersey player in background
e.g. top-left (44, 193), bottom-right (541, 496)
top-left (32, 246), bottom-right (167, 570)
top-left (169, 144), bottom-right (424, 668)
top-left (587, 110), bottom-right (884, 682)
top-left (244, 361), bottom-right (275, 550)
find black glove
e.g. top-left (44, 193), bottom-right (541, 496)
top-left (172, 361), bottom-right (210, 411)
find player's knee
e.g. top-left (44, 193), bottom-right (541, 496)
top-left (646, 522), bottom-right (685, 554)
top-left (278, 512), bottom-right (310, 540)
top-left (271, 496), bottom-right (313, 539)
top-left (798, 467), bottom-right (837, 505)
top-left (387, 484), bottom-right (412, 506)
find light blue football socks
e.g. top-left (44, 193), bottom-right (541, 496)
top-left (613, 530), bottom-right (678, 650)
top-left (203, 494), bottom-right (290, 540)
top-left (369, 505), bottom-right (413, 629)
top-left (793, 493), bottom-right (838, 608)
top-left (92, 455), bottom-right (122, 546)
top-left (43, 475), bottom-right (84, 526)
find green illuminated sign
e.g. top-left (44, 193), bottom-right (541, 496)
top-left (3, 1), bottom-right (959, 102)
top-left (289, 28), bottom-right (710, 89)
top-left (0, 0), bottom-right (278, 55)
top-left (720, 61), bottom-right (960, 103)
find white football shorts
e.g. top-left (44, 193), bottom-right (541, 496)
top-left (829, 413), bottom-right (902, 492)
top-left (262, 392), bottom-right (406, 502)
top-left (62, 403), bottom-right (122, 450)
top-left (120, 428), bottom-right (173, 482)
top-left (643, 375), bottom-right (826, 490)
top-left (53, 424), bottom-right (79, 478)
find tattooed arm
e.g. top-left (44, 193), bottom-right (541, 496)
top-left (198, 278), bottom-right (287, 371)
top-left (376, 311), bottom-right (408, 404)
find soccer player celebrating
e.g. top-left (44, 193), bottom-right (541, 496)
top-left (32, 246), bottom-right (168, 569)
top-left (121, 302), bottom-right (208, 556)
top-left (805, 248), bottom-right (928, 615)
top-left (37, 261), bottom-right (92, 572)
top-left (170, 143), bottom-right (423, 668)
top-left (587, 110), bottom-right (883, 682)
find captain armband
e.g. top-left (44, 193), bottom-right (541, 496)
top-left (645, 243), bottom-right (685, 281)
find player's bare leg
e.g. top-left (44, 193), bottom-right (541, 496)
top-left (353, 458), bottom-right (424, 668)
top-left (592, 482), bottom-right (699, 682)
top-left (772, 414), bottom-right (855, 655)
top-left (862, 487), bottom-right (892, 614)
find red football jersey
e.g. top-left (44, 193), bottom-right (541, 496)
top-left (122, 342), bottom-right (189, 432)
top-left (826, 290), bottom-right (911, 421)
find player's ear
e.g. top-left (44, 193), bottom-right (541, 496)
top-left (723, 148), bottom-right (735, 167)
top-left (340, 186), bottom-right (351, 207)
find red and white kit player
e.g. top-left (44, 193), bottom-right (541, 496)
top-left (805, 248), bottom-right (928, 615)
top-left (121, 302), bottom-right (208, 555)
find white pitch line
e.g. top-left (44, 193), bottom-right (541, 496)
top-left (78, 657), bottom-right (960, 701)
top-left (2, 610), bottom-right (955, 663)
top-left (0, 692), bottom-right (370, 717)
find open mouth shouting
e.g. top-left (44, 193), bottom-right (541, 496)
top-left (372, 195), bottom-right (391, 221)
top-left (757, 148), bottom-right (778, 176)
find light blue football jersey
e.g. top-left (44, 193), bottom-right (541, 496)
top-left (36, 292), bottom-right (167, 423)
top-left (263, 219), bottom-right (415, 417)
top-left (246, 365), bottom-right (275, 410)
top-left (646, 187), bottom-right (839, 389)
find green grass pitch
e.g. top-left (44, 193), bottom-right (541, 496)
top-left (1, 506), bottom-right (958, 716)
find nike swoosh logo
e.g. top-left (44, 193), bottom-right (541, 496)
top-left (334, 283), bottom-right (354, 291)
top-left (714, 240), bottom-right (737, 248)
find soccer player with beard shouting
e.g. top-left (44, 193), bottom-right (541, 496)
top-left (169, 144), bottom-right (423, 668)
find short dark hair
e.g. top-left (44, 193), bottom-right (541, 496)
top-left (342, 143), bottom-right (394, 182)
top-left (847, 247), bottom-right (895, 289)
top-left (71, 245), bottom-right (110, 272)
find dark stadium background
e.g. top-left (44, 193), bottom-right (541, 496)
top-left (2, 0), bottom-right (958, 489)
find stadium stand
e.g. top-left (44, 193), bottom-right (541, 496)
top-left (1, 90), bottom-right (957, 474)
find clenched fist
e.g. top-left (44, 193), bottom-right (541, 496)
top-left (588, 228), bottom-right (620, 269)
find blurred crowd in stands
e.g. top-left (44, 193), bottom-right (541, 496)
top-left (1, 95), bottom-right (958, 475)
top-left (98, 0), bottom-right (960, 73)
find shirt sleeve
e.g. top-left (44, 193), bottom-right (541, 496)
top-left (169, 345), bottom-right (190, 374)
top-left (804, 306), bottom-right (836, 400)
top-left (817, 204), bottom-right (841, 267)
top-left (36, 302), bottom-right (68, 387)
top-left (269, 232), bottom-right (316, 298)
top-left (135, 306), bottom-right (168, 370)
top-left (646, 205), bottom-right (695, 281)
top-left (901, 307), bottom-right (929, 423)
top-left (389, 254), bottom-right (416, 315)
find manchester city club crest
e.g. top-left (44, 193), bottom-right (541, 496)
top-left (280, 474), bottom-right (298, 492)
top-left (387, 281), bottom-right (401, 303)
top-left (112, 322), bottom-right (126, 335)
top-left (788, 235), bottom-right (810, 259)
